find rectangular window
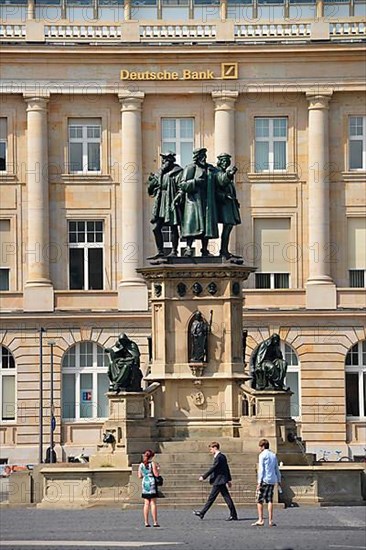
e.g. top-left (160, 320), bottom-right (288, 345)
top-left (0, 118), bottom-right (7, 172)
top-left (68, 119), bottom-right (101, 173)
top-left (255, 117), bottom-right (287, 172)
top-left (349, 116), bottom-right (366, 170)
top-left (1, 375), bottom-right (15, 421)
top-left (62, 373), bottom-right (75, 420)
top-left (346, 372), bottom-right (360, 416)
top-left (254, 218), bottom-right (291, 288)
top-left (68, 221), bottom-right (104, 290)
top-left (347, 218), bottom-right (366, 286)
top-left (349, 270), bottom-right (366, 288)
top-left (161, 118), bottom-right (194, 167)
top-left (0, 269), bottom-right (9, 291)
top-left (255, 272), bottom-right (290, 289)
top-left (285, 371), bottom-right (299, 417)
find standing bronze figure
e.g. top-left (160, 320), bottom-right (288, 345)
top-left (189, 311), bottom-right (211, 363)
top-left (105, 333), bottom-right (143, 393)
top-left (215, 153), bottom-right (241, 260)
top-left (176, 148), bottom-right (218, 257)
top-left (147, 151), bottom-right (183, 259)
top-left (251, 334), bottom-right (288, 391)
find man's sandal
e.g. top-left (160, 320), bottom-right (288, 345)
top-left (251, 521), bottom-right (264, 526)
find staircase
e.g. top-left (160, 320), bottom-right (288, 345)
top-left (130, 439), bottom-right (258, 508)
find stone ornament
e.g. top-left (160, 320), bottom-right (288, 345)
top-left (232, 281), bottom-right (241, 295)
top-left (191, 390), bottom-right (206, 406)
top-left (207, 281), bottom-right (218, 295)
top-left (154, 283), bottom-right (162, 297)
top-left (192, 282), bottom-right (203, 296)
top-left (177, 282), bottom-right (187, 297)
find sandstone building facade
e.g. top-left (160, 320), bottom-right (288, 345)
top-left (0, 0), bottom-right (365, 464)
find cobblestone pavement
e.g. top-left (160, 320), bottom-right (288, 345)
top-left (0, 505), bottom-right (365, 550)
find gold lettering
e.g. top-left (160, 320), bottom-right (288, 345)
top-left (120, 70), bottom-right (129, 80)
top-left (157, 72), bottom-right (164, 79)
top-left (150, 72), bottom-right (156, 80)
top-left (129, 72), bottom-right (137, 80)
top-left (183, 70), bottom-right (191, 79)
top-left (206, 70), bottom-right (214, 79)
top-left (172, 72), bottom-right (179, 80)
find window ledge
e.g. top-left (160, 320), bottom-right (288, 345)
top-left (60, 174), bottom-right (113, 185)
top-left (246, 172), bottom-right (299, 183)
top-left (341, 171), bottom-right (366, 183)
top-left (0, 174), bottom-right (18, 184)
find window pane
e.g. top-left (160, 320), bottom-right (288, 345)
top-left (2, 347), bottom-right (15, 369)
top-left (346, 372), bottom-right (359, 416)
top-left (255, 141), bottom-right (269, 171)
top-left (0, 269), bottom-right (9, 291)
top-left (180, 141), bottom-right (193, 167)
top-left (362, 341), bottom-right (366, 365)
top-left (162, 142), bottom-right (176, 155)
top-left (255, 118), bottom-right (269, 138)
top-left (286, 371), bottom-right (299, 417)
top-left (88, 248), bottom-right (103, 290)
top-left (284, 344), bottom-right (298, 366)
top-left (2, 376), bottom-right (15, 421)
top-left (97, 345), bottom-right (109, 367)
top-left (255, 273), bottom-right (271, 288)
top-left (97, 373), bottom-right (109, 417)
top-left (87, 143), bottom-right (100, 171)
top-left (62, 373), bottom-right (75, 419)
top-left (162, 119), bottom-right (176, 139)
top-left (273, 118), bottom-right (287, 137)
top-left (349, 116), bottom-right (363, 137)
top-left (274, 273), bottom-right (289, 288)
top-left (180, 119), bottom-right (194, 139)
top-left (64, 346), bottom-right (76, 368)
top-left (80, 373), bottom-right (93, 419)
top-left (346, 343), bottom-right (359, 366)
top-left (0, 142), bottom-right (6, 171)
top-left (69, 142), bottom-right (83, 172)
top-left (349, 270), bottom-right (365, 288)
top-left (274, 141), bottom-right (286, 169)
top-left (349, 140), bottom-right (363, 170)
top-left (69, 248), bottom-right (84, 290)
top-left (363, 372), bottom-right (366, 417)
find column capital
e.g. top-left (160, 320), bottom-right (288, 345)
top-left (23, 94), bottom-right (50, 111)
top-left (212, 90), bottom-right (239, 110)
top-left (306, 91), bottom-right (333, 110)
top-left (119, 91), bottom-right (145, 112)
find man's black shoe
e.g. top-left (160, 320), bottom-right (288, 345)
top-left (226, 516), bottom-right (238, 521)
top-left (193, 510), bottom-right (204, 519)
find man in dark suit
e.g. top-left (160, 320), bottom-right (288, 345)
top-left (193, 441), bottom-right (238, 521)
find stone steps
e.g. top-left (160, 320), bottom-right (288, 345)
top-left (131, 444), bottom-right (259, 506)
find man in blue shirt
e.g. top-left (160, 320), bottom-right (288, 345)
top-left (252, 438), bottom-right (282, 527)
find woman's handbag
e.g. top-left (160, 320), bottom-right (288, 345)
top-left (154, 475), bottom-right (164, 486)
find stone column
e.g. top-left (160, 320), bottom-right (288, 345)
top-left (27, 0), bottom-right (35, 19)
top-left (118, 91), bottom-right (148, 311)
top-left (212, 90), bottom-right (239, 256)
top-left (23, 94), bottom-right (53, 312)
top-left (306, 92), bottom-right (336, 309)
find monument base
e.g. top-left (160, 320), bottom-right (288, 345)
top-left (240, 386), bottom-right (313, 465)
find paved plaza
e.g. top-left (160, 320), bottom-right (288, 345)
top-left (0, 505), bottom-right (365, 550)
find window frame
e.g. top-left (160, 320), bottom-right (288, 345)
top-left (0, 268), bottom-right (10, 291)
top-left (161, 117), bottom-right (195, 168)
top-left (345, 341), bottom-right (366, 420)
top-left (0, 346), bottom-right (16, 423)
top-left (349, 115), bottom-right (366, 171)
top-left (61, 341), bottom-right (109, 422)
top-left (349, 269), bottom-right (366, 288)
top-left (68, 220), bottom-right (104, 291)
top-left (68, 119), bottom-right (102, 175)
top-left (254, 116), bottom-right (288, 173)
top-left (255, 272), bottom-right (291, 289)
top-left (283, 342), bottom-right (301, 419)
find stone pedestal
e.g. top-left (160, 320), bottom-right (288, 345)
top-left (138, 260), bottom-right (255, 440)
top-left (240, 386), bottom-right (310, 464)
top-left (89, 391), bottom-right (155, 468)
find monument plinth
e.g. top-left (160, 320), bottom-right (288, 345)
top-left (138, 260), bottom-right (255, 439)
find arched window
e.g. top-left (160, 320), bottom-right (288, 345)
top-left (62, 342), bottom-right (109, 421)
top-left (345, 340), bottom-right (366, 418)
top-left (250, 340), bottom-right (300, 417)
top-left (0, 346), bottom-right (16, 421)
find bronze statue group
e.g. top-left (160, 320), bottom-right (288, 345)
top-left (147, 148), bottom-right (241, 260)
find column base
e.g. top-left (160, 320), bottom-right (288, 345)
top-left (24, 284), bottom-right (54, 312)
top-left (306, 281), bottom-right (336, 309)
top-left (118, 281), bottom-right (148, 311)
